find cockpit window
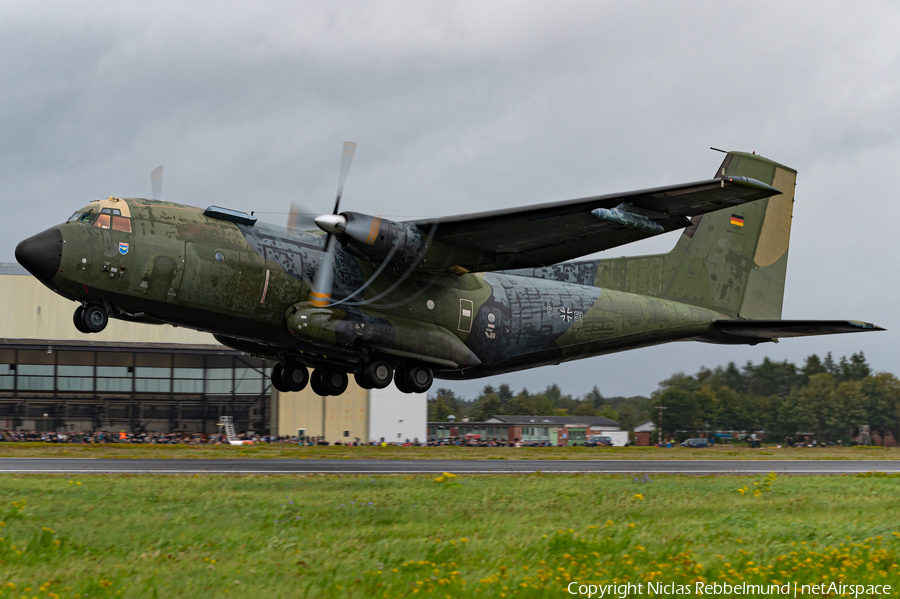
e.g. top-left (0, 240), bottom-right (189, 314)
top-left (101, 208), bottom-right (112, 214)
top-left (67, 211), bottom-right (83, 222)
top-left (111, 216), bottom-right (132, 233)
top-left (79, 212), bottom-right (98, 224)
top-left (95, 214), bottom-right (111, 229)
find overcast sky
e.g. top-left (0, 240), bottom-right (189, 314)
top-left (3, 1), bottom-right (898, 399)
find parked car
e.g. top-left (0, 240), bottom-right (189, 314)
top-left (585, 435), bottom-right (612, 447)
top-left (681, 438), bottom-right (709, 448)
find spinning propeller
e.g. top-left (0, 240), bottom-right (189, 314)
top-left (287, 142), bottom-right (438, 309)
top-left (309, 142), bottom-right (357, 307)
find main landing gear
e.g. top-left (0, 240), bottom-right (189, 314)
top-left (353, 358), bottom-right (394, 390)
top-left (272, 362), bottom-right (310, 393)
top-left (270, 358), bottom-right (433, 396)
top-left (270, 361), bottom-right (348, 397)
top-left (352, 359), bottom-right (432, 393)
top-left (73, 304), bottom-right (108, 334)
top-left (394, 364), bottom-right (433, 394)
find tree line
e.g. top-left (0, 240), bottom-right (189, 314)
top-left (427, 352), bottom-right (900, 444)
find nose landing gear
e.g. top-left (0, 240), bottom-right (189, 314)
top-left (73, 304), bottom-right (108, 334)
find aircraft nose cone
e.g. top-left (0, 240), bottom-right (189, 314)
top-left (16, 227), bottom-right (63, 283)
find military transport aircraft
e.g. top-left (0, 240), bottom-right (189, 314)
top-left (15, 146), bottom-right (883, 397)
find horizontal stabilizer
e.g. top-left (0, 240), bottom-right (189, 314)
top-left (714, 320), bottom-right (885, 340)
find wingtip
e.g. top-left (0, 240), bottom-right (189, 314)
top-left (848, 320), bottom-right (886, 332)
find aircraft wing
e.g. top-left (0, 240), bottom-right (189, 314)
top-left (413, 176), bottom-right (781, 271)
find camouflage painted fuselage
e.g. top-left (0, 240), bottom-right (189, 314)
top-left (39, 196), bottom-right (729, 380)
top-left (31, 151), bottom-right (846, 381)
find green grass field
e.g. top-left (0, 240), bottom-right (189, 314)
top-left (0, 442), bottom-right (897, 461)
top-left (0, 473), bottom-right (898, 597)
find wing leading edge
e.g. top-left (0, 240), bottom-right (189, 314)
top-left (413, 175), bottom-right (781, 271)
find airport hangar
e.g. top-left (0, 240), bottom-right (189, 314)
top-left (0, 263), bottom-right (426, 442)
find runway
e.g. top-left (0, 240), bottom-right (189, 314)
top-left (1, 458), bottom-right (899, 475)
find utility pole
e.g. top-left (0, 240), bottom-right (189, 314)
top-left (655, 405), bottom-right (667, 447)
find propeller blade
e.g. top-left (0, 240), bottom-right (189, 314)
top-left (287, 202), bottom-right (321, 232)
top-left (307, 142), bottom-right (358, 307)
top-left (150, 165), bottom-right (163, 199)
top-left (309, 235), bottom-right (337, 307)
top-left (332, 141), bottom-right (357, 215)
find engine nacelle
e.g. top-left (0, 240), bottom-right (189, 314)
top-left (286, 302), bottom-right (481, 368)
top-left (337, 212), bottom-right (427, 267)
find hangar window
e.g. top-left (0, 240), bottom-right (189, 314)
top-left (57, 365), bottom-right (94, 392)
top-left (16, 364), bottom-right (54, 391)
top-left (135, 366), bottom-right (171, 393)
top-left (173, 368), bottom-right (204, 394)
top-left (111, 216), bottom-right (132, 233)
top-left (96, 366), bottom-right (132, 392)
top-left (0, 364), bottom-right (14, 390)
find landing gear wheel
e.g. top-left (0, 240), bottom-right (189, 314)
top-left (320, 366), bottom-right (348, 396)
top-left (353, 362), bottom-right (373, 390)
top-left (365, 359), bottom-right (393, 389)
top-left (404, 365), bottom-right (433, 393)
top-left (394, 368), bottom-right (412, 394)
top-left (81, 304), bottom-right (108, 333)
top-left (270, 363), bottom-right (289, 393)
top-left (281, 362), bottom-right (309, 392)
top-left (310, 369), bottom-right (326, 396)
top-left (73, 306), bottom-right (90, 334)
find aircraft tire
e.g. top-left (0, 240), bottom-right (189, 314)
top-left (320, 367), bottom-right (348, 396)
top-left (404, 365), bottom-right (433, 393)
top-left (310, 369), bottom-right (327, 396)
top-left (73, 306), bottom-right (90, 334)
top-left (281, 362), bottom-right (309, 392)
top-left (270, 363), bottom-right (290, 393)
top-left (365, 359), bottom-right (393, 389)
top-left (353, 362), bottom-right (373, 390)
top-left (82, 304), bottom-right (108, 333)
top-left (394, 368), bottom-right (412, 394)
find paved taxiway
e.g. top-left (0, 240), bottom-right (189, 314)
top-left (0, 458), bottom-right (898, 475)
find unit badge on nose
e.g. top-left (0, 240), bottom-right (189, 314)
top-left (118, 242), bottom-right (129, 255)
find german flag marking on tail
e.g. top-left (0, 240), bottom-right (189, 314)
top-left (730, 214), bottom-right (744, 227)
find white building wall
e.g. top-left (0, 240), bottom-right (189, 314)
top-left (367, 385), bottom-right (427, 443)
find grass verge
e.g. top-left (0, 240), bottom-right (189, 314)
top-left (0, 473), bottom-right (898, 597)
top-left (0, 443), bottom-right (896, 461)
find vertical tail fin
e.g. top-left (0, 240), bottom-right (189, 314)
top-left (594, 151), bottom-right (797, 318)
